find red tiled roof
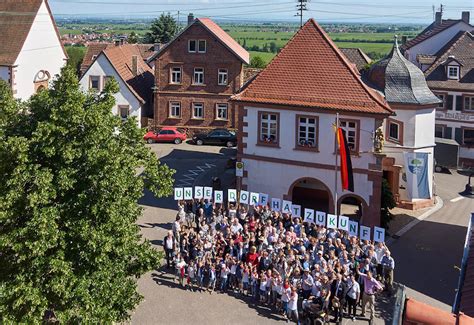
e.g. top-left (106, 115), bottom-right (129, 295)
top-left (80, 43), bottom-right (157, 76)
top-left (148, 18), bottom-right (249, 65)
top-left (80, 43), bottom-right (112, 75)
top-left (402, 20), bottom-right (467, 50)
top-left (102, 44), bottom-right (154, 105)
top-left (197, 18), bottom-right (249, 64)
top-left (0, 0), bottom-right (66, 66)
top-left (232, 19), bottom-right (392, 115)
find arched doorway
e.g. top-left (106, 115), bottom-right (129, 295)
top-left (288, 177), bottom-right (333, 213)
top-left (337, 194), bottom-right (368, 223)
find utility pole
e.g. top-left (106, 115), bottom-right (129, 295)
top-left (296, 0), bottom-right (309, 28)
top-left (432, 5), bottom-right (435, 21)
top-left (177, 10), bottom-right (180, 29)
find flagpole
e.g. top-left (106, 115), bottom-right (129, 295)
top-left (334, 113), bottom-right (339, 216)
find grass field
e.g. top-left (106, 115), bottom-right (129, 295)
top-left (59, 23), bottom-right (421, 65)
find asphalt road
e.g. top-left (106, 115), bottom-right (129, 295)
top-left (389, 171), bottom-right (474, 312)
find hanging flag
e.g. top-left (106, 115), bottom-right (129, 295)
top-left (336, 128), bottom-right (354, 192)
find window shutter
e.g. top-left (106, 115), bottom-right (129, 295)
top-left (445, 127), bottom-right (452, 139)
top-left (447, 95), bottom-right (454, 110)
top-left (456, 96), bottom-right (463, 111)
top-left (455, 128), bottom-right (463, 144)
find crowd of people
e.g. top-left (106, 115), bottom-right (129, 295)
top-left (163, 198), bottom-right (395, 324)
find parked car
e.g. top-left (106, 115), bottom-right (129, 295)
top-left (192, 128), bottom-right (237, 147)
top-left (144, 127), bottom-right (187, 144)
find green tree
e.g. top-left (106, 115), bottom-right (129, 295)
top-left (381, 179), bottom-right (396, 230)
top-left (250, 55), bottom-right (266, 69)
top-left (65, 45), bottom-right (86, 77)
top-left (0, 67), bottom-right (175, 323)
top-left (269, 41), bottom-right (278, 53)
top-left (145, 13), bottom-right (178, 44)
top-left (128, 31), bottom-right (139, 44)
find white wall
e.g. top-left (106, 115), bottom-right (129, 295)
top-left (405, 22), bottom-right (473, 67)
top-left (242, 106), bottom-right (379, 204)
top-left (14, 0), bottom-right (66, 100)
top-left (0, 66), bottom-right (10, 84)
top-left (79, 54), bottom-right (142, 127)
top-left (383, 107), bottom-right (436, 200)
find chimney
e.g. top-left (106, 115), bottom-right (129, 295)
top-left (131, 55), bottom-right (138, 76)
top-left (154, 43), bottom-right (161, 52)
top-left (401, 35), bottom-right (407, 45)
top-left (462, 11), bottom-right (470, 24)
top-left (188, 13), bottom-right (194, 26)
top-left (435, 11), bottom-right (442, 25)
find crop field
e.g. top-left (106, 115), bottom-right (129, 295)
top-left (59, 21), bottom-right (423, 65)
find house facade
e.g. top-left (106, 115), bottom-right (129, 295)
top-left (366, 39), bottom-right (440, 209)
top-left (79, 44), bottom-right (154, 128)
top-left (0, 0), bottom-right (67, 100)
top-left (232, 19), bottom-right (393, 227)
top-left (149, 16), bottom-right (249, 133)
top-left (401, 11), bottom-right (473, 70)
top-left (424, 32), bottom-right (474, 167)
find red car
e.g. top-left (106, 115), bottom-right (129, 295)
top-left (144, 127), bottom-right (187, 144)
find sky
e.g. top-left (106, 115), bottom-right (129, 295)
top-left (49, 0), bottom-right (473, 23)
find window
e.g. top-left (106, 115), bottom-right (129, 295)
top-left (118, 105), bottom-right (129, 120)
top-left (297, 116), bottom-right (318, 149)
top-left (388, 122), bottom-right (400, 142)
top-left (216, 103), bottom-right (228, 120)
top-left (463, 128), bottom-right (474, 146)
top-left (193, 68), bottom-right (204, 85)
top-left (198, 40), bottom-right (206, 53)
top-left (448, 66), bottom-right (459, 79)
top-left (259, 112), bottom-right (279, 145)
top-left (339, 120), bottom-right (359, 152)
top-left (169, 102), bottom-right (181, 118)
top-left (90, 75), bottom-right (100, 91)
top-left (435, 124), bottom-right (445, 138)
top-left (218, 69), bottom-right (228, 85)
top-left (436, 94), bottom-right (445, 109)
top-left (464, 96), bottom-right (474, 111)
top-left (188, 40), bottom-right (197, 53)
top-left (92, 55), bottom-right (97, 61)
top-left (192, 102), bottom-right (204, 119)
top-left (170, 67), bottom-right (182, 84)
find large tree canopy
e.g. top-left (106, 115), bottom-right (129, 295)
top-left (0, 67), bottom-right (174, 323)
top-left (145, 13), bottom-right (179, 44)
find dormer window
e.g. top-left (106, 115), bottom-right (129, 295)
top-left (447, 65), bottom-right (460, 80)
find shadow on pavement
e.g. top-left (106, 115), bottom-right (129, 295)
top-left (389, 219), bottom-right (467, 306)
top-left (151, 266), bottom-right (286, 322)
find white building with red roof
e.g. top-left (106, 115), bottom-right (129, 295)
top-left (79, 44), bottom-right (155, 128)
top-left (232, 19), bottom-right (393, 227)
top-left (0, 0), bottom-right (67, 100)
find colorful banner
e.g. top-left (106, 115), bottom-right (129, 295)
top-left (404, 152), bottom-right (430, 199)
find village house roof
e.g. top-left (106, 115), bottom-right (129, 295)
top-left (232, 19), bottom-right (392, 116)
top-left (148, 18), bottom-right (250, 65)
top-left (81, 43), bottom-right (157, 75)
top-left (367, 38), bottom-right (441, 106)
top-left (101, 44), bottom-right (154, 105)
top-left (402, 18), bottom-right (470, 51)
top-left (340, 48), bottom-right (372, 71)
top-left (425, 31), bottom-right (474, 91)
top-left (0, 0), bottom-right (66, 66)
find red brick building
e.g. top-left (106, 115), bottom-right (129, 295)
top-left (148, 16), bottom-right (249, 132)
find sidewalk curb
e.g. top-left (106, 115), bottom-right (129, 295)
top-left (386, 196), bottom-right (444, 246)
